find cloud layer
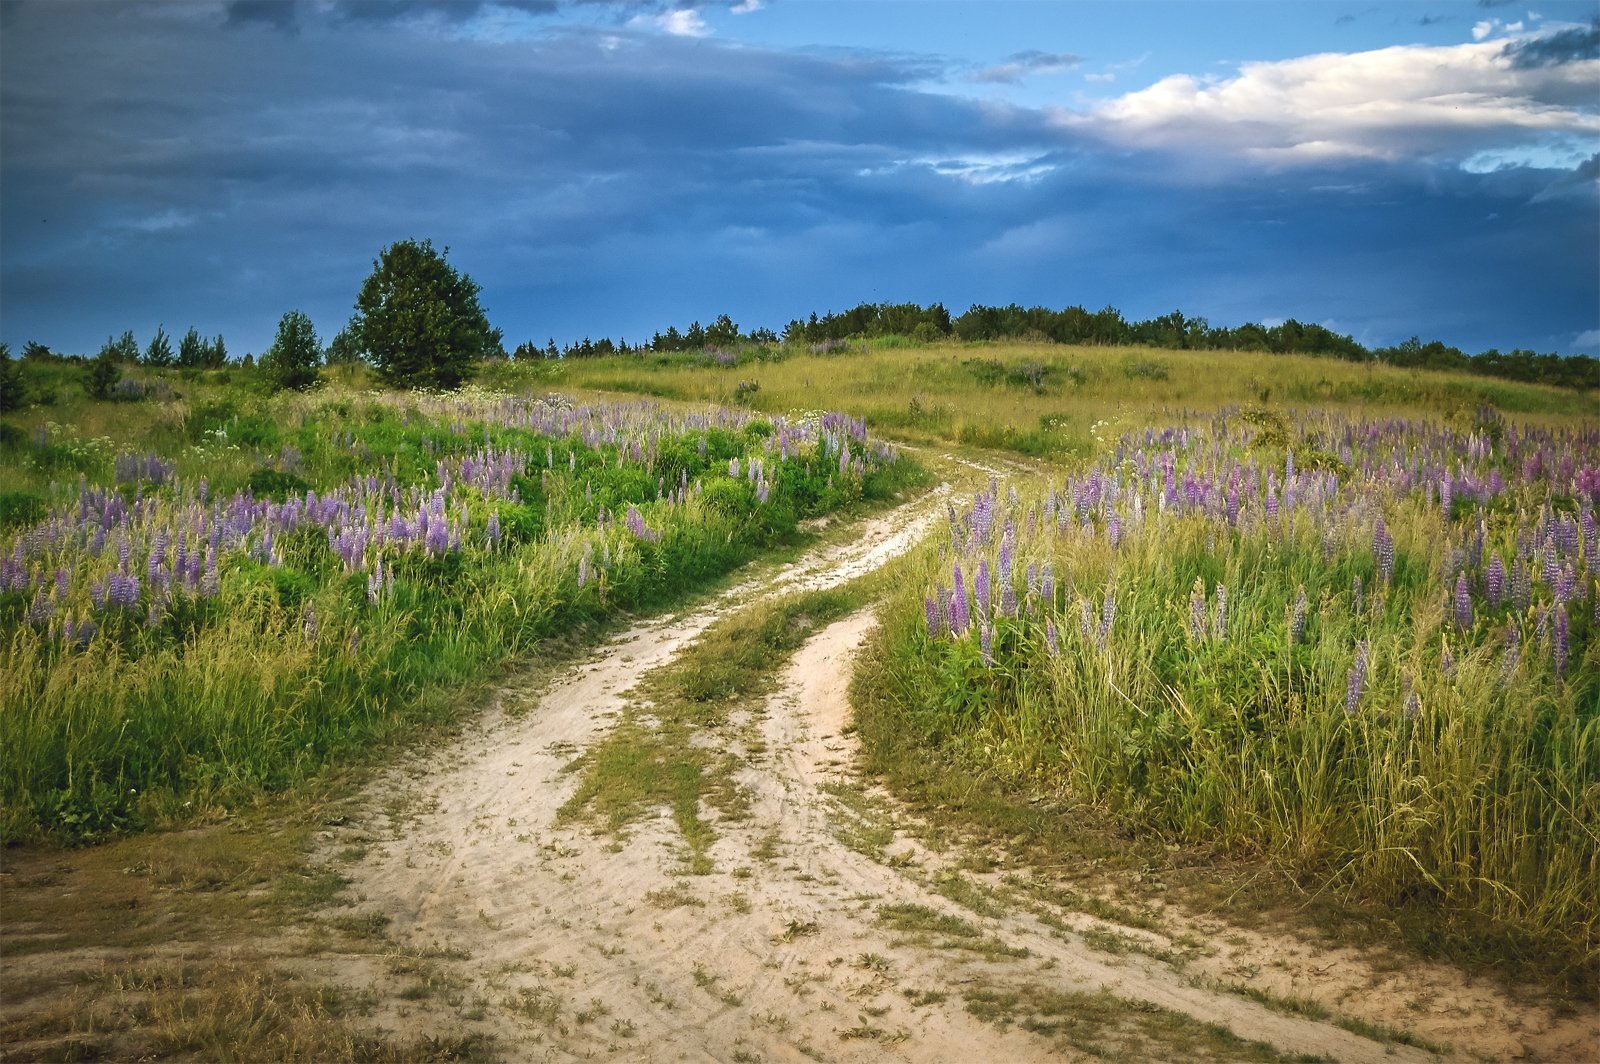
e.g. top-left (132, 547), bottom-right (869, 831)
top-left (0, 3), bottom-right (1594, 356)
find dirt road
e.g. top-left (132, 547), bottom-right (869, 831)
top-left (318, 482), bottom-right (1598, 1063)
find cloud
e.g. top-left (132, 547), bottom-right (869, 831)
top-left (731, 0), bottom-right (763, 12)
top-left (0, 3), bottom-right (1593, 358)
top-left (1504, 20), bottom-right (1600, 66)
top-left (971, 49), bottom-right (1081, 84)
top-left (1573, 328), bottom-right (1600, 350)
top-left (1070, 35), bottom-right (1600, 171)
top-left (632, 8), bottom-right (710, 36)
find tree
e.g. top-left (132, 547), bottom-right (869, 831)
top-left (0, 343), bottom-right (24, 412)
top-left (204, 333), bottom-right (228, 367)
top-left (103, 330), bottom-right (139, 362)
top-left (351, 239), bottom-right (501, 389)
top-left (22, 341), bottom-right (51, 361)
top-left (177, 327), bottom-right (206, 367)
top-left (325, 324), bottom-right (364, 365)
top-left (144, 326), bottom-right (174, 367)
top-left (262, 310), bottom-right (322, 391)
top-left (86, 346), bottom-right (122, 400)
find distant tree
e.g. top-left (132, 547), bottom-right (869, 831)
top-left (86, 346), bottom-right (122, 400)
top-left (144, 326), bottom-right (174, 367)
top-left (706, 314), bottom-right (740, 348)
top-left (22, 341), bottom-right (51, 361)
top-left (103, 330), bottom-right (140, 362)
top-left (325, 324), bottom-right (364, 365)
top-left (262, 310), bottom-right (322, 391)
top-left (177, 327), bottom-right (206, 368)
top-left (350, 238), bottom-right (502, 389)
top-left (684, 320), bottom-right (707, 348)
top-left (0, 343), bottom-right (23, 412)
top-left (203, 333), bottom-right (228, 367)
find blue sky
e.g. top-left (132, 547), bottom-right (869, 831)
top-left (2, 0), bottom-right (1596, 358)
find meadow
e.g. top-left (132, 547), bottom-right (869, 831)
top-left (0, 371), bottom-right (914, 842)
top-left (3, 338), bottom-right (1596, 988)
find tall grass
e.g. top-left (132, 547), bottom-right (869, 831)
top-left (868, 407), bottom-right (1598, 979)
top-left (548, 341), bottom-right (1597, 456)
top-left (1, 386), bottom-right (919, 842)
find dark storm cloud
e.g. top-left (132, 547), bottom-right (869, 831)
top-left (0, 2), bottom-right (1594, 356)
top-left (1504, 20), bottom-right (1600, 67)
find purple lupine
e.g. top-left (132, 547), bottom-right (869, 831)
top-left (486, 512), bottom-right (501, 549)
top-left (1502, 622), bottom-right (1520, 681)
top-left (975, 557), bottom-right (991, 619)
top-left (1345, 641), bottom-right (1368, 716)
top-left (1214, 583), bottom-right (1228, 642)
top-left (1099, 587), bottom-right (1115, 648)
top-left (1485, 554), bottom-right (1505, 607)
top-left (998, 524), bottom-right (1014, 583)
top-left (924, 595), bottom-right (943, 637)
top-left (1041, 561), bottom-right (1055, 607)
top-left (1189, 579), bottom-right (1208, 642)
top-left (1107, 510), bottom-right (1122, 549)
top-left (999, 576), bottom-right (1017, 618)
top-left (950, 562), bottom-right (970, 635)
top-left (980, 622), bottom-right (994, 666)
top-left (1453, 572), bottom-right (1473, 631)
top-left (578, 553), bottom-right (589, 589)
top-left (1402, 673), bottom-right (1419, 720)
top-left (1554, 604), bottom-right (1569, 678)
top-left (1289, 587), bottom-right (1308, 644)
top-left (1079, 597), bottom-right (1094, 641)
top-left (1045, 618), bottom-right (1060, 656)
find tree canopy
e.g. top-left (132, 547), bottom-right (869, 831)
top-left (351, 239), bottom-right (502, 389)
top-left (262, 310), bottom-right (322, 391)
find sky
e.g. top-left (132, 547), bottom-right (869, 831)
top-left (1, 0), bottom-right (1597, 359)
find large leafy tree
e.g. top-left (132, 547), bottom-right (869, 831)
top-left (262, 310), bottom-right (322, 392)
top-left (351, 239), bottom-right (501, 389)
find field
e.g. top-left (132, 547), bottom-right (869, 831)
top-left (2, 342), bottom-right (1596, 1062)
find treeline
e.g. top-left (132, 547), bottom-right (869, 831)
top-left (520, 300), bottom-right (1597, 391)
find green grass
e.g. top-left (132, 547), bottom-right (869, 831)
top-left (963, 984), bottom-right (1331, 1062)
top-left (559, 584), bottom-right (873, 870)
top-left (1, 379), bottom-right (918, 842)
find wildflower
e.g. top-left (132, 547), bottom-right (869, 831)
top-left (1402, 673), bottom-right (1419, 720)
top-left (950, 562), bottom-right (970, 635)
top-left (1554, 604), bottom-right (1569, 678)
top-left (924, 594), bottom-right (944, 637)
top-left (1099, 587), bottom-right (1115, 649)
top-left (1045, 618), bottom-right (1060, 656)
top-left (486, 511), bottom-right (501, 549)
top-left (1041, 561), bottom-right (1055, 607)
top-left (1485, 554), bottom-right (1505, 607)
top-left (975, 557), bottom-right (991, 619)
top-left (980, 622), bottom-right (994, 666)
top-left (1189, 578), bottom-right (1208, 642)
top-left (1289, 586), bottom-right (1308, 644)
top-left (1346, 641), bottom-right (1368, 716)
top-left (1453, 572), bottom-right (1473, 630)
top-left (1214, 583), bottom-right (1228, 641)
top-left (1502, 622), bottom-right (1520, 681)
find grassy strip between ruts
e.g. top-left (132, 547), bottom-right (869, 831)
top-left (557, 577), bottom-right (886, 872)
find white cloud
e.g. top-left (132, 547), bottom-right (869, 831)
top-left (1064, 36), bottom-right (1600, 170)
top-left (731, 0), bottom-right (764, 13)
top-left (630, 9), bottom-right (710, 37)
top-left (1473, 20), bottom-right (1496, 41)
top-left (1572, 328), bottom-right (1600, 350)
top-left (1084, 72), bottom-right (1115, 84)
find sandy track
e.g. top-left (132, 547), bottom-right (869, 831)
top-left (324, 488), bottom-right (1598, 1063)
